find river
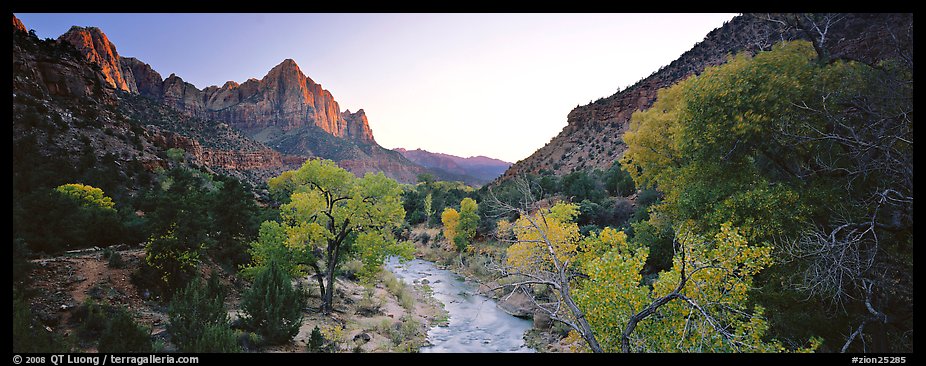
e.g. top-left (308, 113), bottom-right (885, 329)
top-left (385, 257), bottom-right (535, 353)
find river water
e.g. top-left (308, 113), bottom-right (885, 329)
top-left (385, 257), bottom-right (535, 353)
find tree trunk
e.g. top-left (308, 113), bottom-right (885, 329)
top-left (559, 280), bottom-right (604, 353)
top-left (321, 241), bottom-right (341, 314)
top-left (307, 261), bottom-right (326, 306)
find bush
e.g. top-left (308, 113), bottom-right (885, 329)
top-left (13, 295), bottom-right (67, 352)
top-left (605, 165), bottom-right (636, 197)
top-left (73, 300), bottom-right (110, 342)
top-left (390, 315), bottom-right (420, 346)
top-left (240, 260), bottom-right (305, 344)
top-left (98, 308), bottom-right (152, 353)
top-left (188, 324), bottom-right (240, 353)
top-left (142, 229), bottom-right (201, 298)
top-left (579, 225), bottom-right (601, 237)
top-left (308, 326), bottom-right (325, 352)
top-left (103, 247), bottom-right (125, 268)
top-left (168, 276), bottom-right (236, 352)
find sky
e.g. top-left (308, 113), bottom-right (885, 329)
top-left (16, 13), bottom-right (737, 163)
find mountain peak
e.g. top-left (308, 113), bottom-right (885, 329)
top-left (58, 25), bottom-right (136, 93)
top-left (269, 58), bottom-right (305, 76)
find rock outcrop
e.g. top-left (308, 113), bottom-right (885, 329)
top-left (203, 59), bottom-right (376, 143)
top-left (162, 73), bottom-right (206, 116)
top-left (120, 57), bottom-right (163, 98)
top-left (56, 31), bottom-right (377, 145)
top-left (58, 26), bottom-right (135, 93)
top-left (147, 130), bottom-right (284, 171)
top-left (341, 109), bottom-right (376, 143)
top-left (13, 15), bottom-right (27, 33)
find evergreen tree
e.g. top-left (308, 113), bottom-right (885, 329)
top-left (240, 260), bottom-right (305, 344)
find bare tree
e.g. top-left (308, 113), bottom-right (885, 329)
top-left (484, 177), bottom-right (604, 353)
top-left (770, 31), bottom-right (914, 351)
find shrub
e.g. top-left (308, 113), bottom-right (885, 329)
top-left (143, 229), bottom-right (201, 298)
top-left (103, 247), bottom-right (125, 269)
top-left (168, 276), bottom-right (235, 352)
top-left (240, 260), bottom-right (305, 344)
top-left (13, 295), bottom-right (67, 352)
top-left (188, 324), bottom-right (240, 353)
top-left (308, 326), bottom-right (325, 352)
top-left (73, 300), bottom-right (110, 342)
top-left (98, 308), bottom-right (152, 353)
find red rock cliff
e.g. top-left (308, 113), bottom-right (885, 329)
top-left (205, 59), bottom-right (376, 143)
top-left (58, 26), bottom-right (135, 93)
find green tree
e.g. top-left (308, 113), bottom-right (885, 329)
top-left (258, 159), bottom-right (411, 313)
top-left (240, 260), bottom-right (305, 344)
top-left (143, 227), bottom-right (201, 296)
top-left (210, 178), bottom-right (260, 269)
top-left (98, 308), bottom-right (153, 353)
top-left (188, 324), bottom-right (240, 353)
top-left (168, 276), bottom-right (238, 352)
top-left (455, 197), bottom-right (479, 251)
top-left (423, 192), bottom-right (433, 226)
top-left (16, 183), bottom-right (124, 253)
top-left (621, 40), bottom-right (912, 351)
top-left (604, 164), bottom-right (635, 197)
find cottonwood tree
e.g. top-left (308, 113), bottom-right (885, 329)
top-left (487, 179), bottom-right (805, 352)
top-left (622, 39), bottom-right (913, 351)
top-left (440, 207), bottom-right (460, 251)
top-left (248, 159), bottom-right (412, 314)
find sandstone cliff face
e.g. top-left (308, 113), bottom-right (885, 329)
top-left (501, 13), bottom-right (913, 181)
top-left (56, 29), bottom-right (377, 145)
top-left (147, 129), bottom-right (284, 171)
top-left (120, 57), bottom-right (163, 98)
top-left (58, 26), bottom-right (135, 93)
top-left (162, 74), bottom-right (206, 116)
top-left (14, 20), bottom-right (287, 187)
top-left (205, 59), bottom-right (375, 143)
top-left (14, 22), bottom-right (105, 100)
top-left (341, 109), bottom-right (376, 143)
top-left (13, 15), bottom-right (27, 33)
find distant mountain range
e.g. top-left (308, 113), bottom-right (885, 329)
top-left (393, 148), bottom-right (511, 186)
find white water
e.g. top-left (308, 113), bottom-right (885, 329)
top-left (385, 257), bottom-right (535, 353)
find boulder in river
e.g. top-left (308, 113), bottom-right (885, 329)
top-left (533, 310), bottom-right (552, 329)
top-left (496, 291), bottom-right (534, 319)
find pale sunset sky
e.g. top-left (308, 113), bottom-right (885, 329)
top-left (15, 13), bottom-right (737, 163)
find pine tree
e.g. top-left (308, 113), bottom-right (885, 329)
top-left (240, 260), bottom-right (305, 344)
top-left (168, 276), bottom-right (239, 352)
top-left (98, 308), bottom-right (152, 353)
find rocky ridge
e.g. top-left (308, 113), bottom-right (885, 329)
top-left (51, 23), bottom-right (437, 183)
top-left (13, 16), bottom-right (290, 188)
top-left (394, 148), bottom-right (512, 185)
